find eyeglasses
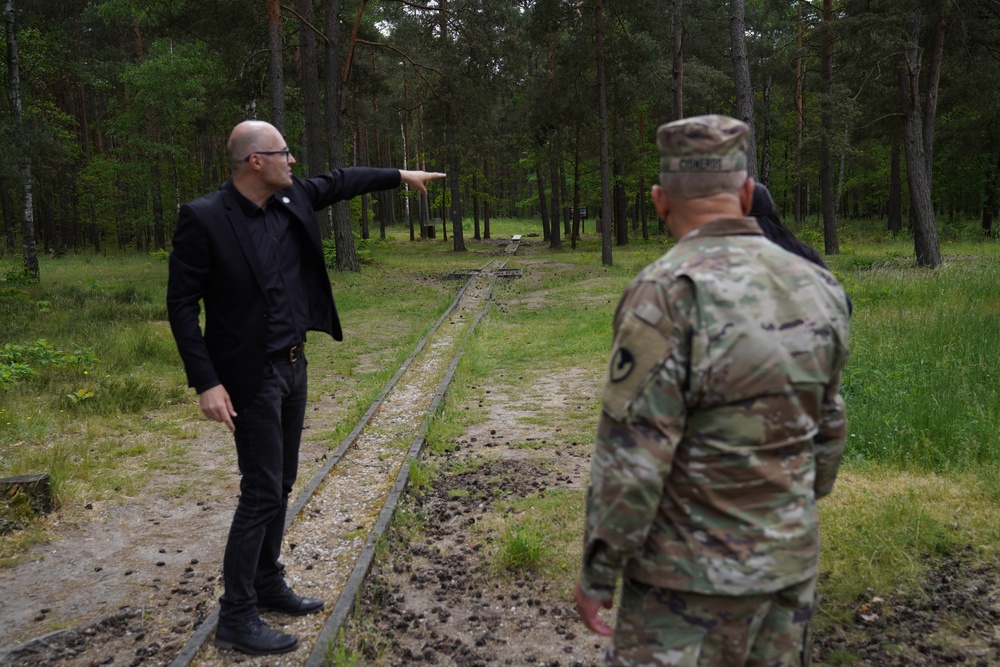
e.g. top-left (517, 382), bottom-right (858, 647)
top-left (243, 149), bottom-right (292, 162)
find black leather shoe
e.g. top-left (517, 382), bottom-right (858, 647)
top-left (214, 617), bottom-right (298, 655)
top-left (257, 587), bottom-right (325, 616)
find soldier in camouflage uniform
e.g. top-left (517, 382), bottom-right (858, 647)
top-left (574, 115), bottom-right (850, 667)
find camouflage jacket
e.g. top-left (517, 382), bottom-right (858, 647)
top-left (580, 217), bottom-right (850, 600)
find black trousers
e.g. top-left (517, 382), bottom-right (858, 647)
top-left (218, 355), bottom-right (308, 625)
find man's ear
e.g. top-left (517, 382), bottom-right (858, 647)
top-left (651, 184), bottom-right (670, 221)
top-left (739, 177), bottom-right (755, 215)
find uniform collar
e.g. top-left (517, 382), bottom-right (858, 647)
top-left (679, 216), bottom-right (763, 241)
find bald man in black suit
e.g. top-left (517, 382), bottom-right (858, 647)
top-left (167, 120), bottom-right (443, 655)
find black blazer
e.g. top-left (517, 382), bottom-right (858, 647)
top-left (167, 168), bottom-right (400, 410)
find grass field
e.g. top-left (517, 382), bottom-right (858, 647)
top-left (2, 215), bottom-right (999, 636)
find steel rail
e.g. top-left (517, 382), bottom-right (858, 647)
top-left (168, 258), bottom-right (510, 667)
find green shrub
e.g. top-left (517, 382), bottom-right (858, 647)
top-left (2, 266), bottom-right (36, 285)
top-left (496, 518), bottom-right (550, 572)
top-left (0, 492), bottom-right (37, 535)
top-left (407, 458), bottom-right (435, 493)
top-left (0, 340), bottom-right (99, 390)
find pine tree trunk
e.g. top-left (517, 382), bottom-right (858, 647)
top-left (923, 11), bottom-right (946, 183)
top-left (446, 112), bottom-right (464, 251)
top-left (560, 156), bottom-right (570, 236)
top-left (820, 0), bottom-right (838, 255)
top-left (548, 135), bottom-right (561, 249)
top-left (794, 1), bottom-right (804, 225)
top-left (151, 160), bottom-right (165, 249)
top-left (761, 75), bottom-right (772, 186)
top-left (729, 0), bottom-right (757, 178)
top-left (483, 197), bottom-right (491, 240)
top-left (324, 0), bottom-right (359, 270)
top-left (439, 0), bottom-right (464, 252)
top-left (572, 125), bottom-right (581, 248)
top-left (901, 7), bottom-right (941, 268)
top-left (982, 156), bottom-right (998, 238)
top-left (671, 0), bottom-right (684, 120)
top-left (297, 0), bottom-right (330, 239)
top-left (472, 172), bottom-right (480, 241)
top-left (639, 110), bottom-right (648, 240)
top-left (638, 188), bottom-right (648, 240)
top-left (614, 157), bottom-right (627, 246)
top-left (4, 0), bottom-right (37, 280)
top-left (596, 0), bottom-right (612, 266)
top-left (266, 0), bottom-right (285, 133)
top-left (536, 164), bottom-right (550, 241)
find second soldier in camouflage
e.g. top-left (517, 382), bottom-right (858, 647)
top-left (574, 115), bottom-right (850, 667)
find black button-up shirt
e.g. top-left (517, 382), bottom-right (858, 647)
top-left (234, 190), bottom-right (309, 353)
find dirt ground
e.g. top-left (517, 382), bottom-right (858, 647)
top-left (342, 441), bottom-right (607, 667)
top-left (5, 394), bottom-right (1000, 667)
top-left (3, 291), bottom-right (1000, 665)
top-left (340, 370), bottom-right (1000, 667)
top-left (0, 396), bottom-right (336, 667)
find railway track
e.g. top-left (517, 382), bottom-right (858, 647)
top-left (166, 258), bottom-right (515, 667)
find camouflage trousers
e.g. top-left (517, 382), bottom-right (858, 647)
top-left (606, 576), bottom-right (816, 667)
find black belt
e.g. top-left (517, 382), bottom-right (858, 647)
top-left (267, 342), bottom-right (303, 363)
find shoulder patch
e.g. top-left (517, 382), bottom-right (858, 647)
top-left (609, 347), bottom-right (636, 383)
top-left (602, 310), bottom-right (674, 422)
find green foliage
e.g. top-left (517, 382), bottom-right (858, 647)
top-left (354, 237), bottom-right (385, 266)
top-left (839, 255), bottom-right (1000, 471)
top-left (3, 267), bottom-right (37, 286)
top-left (495, 517), bottom-right (550, 572)
top-left (0, 492), bottom-right (37, 536)
top-left (325, 645), bottom-right (361, 667)
top-left (64, 375), bottom-right (166, 416)
top-left (116, 39), bottom-right (223, 141)
top-left (407, 458), bottom-right (435, 493)
top-left (0, 340), bottom-right (98, 391)
top-left (323, 238), bottom-right (337, 269)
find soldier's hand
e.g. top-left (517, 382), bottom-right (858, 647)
top-left (199, 384), bottom-right (237, 432)
top-left (574, 582), bottom-right (614, 636)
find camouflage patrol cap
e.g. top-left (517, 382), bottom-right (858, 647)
top-left (657, 115), bottom-right (749, 175)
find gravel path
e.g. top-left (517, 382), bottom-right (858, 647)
top-left (182, 264), bottom-right (501, 667)
top-left (0, 262), bottom-right (504, 667)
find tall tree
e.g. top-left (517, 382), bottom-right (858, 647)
top-left (441, 0), bottom-right (465, 252)
top-left (296, 0), bottom-right (330, 236)
top-left (730, 0), bottom-right (758, 178)
top-left (901, 5), bottom-right (941, 267)
top-left (549, 133), bottom-right (562, 249)
top-left (794, 0), bottom-right (805, 224)
top-left (923, 6), bottom-right (947, 184)
top-left (4, 0), bottom-right (38, 280)
top-left (266, 0), bottom-right (285, 133)
top-left (819, 0), bottom-right (838, 254)
top-left (983, 157), bottom-right (997, 238)
top-left (536, 161), bottom-right (550, 240)
top-left (129, 22), bottom-right (166, 251)
top-left (595, 0), bottom-right (612, 266)
top-left (671, 0), bottom-right (684, 120)
top-left (324, 0), bottom-right (360, 270)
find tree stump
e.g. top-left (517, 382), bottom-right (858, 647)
top-left (1, 473), bottom-right (53, 515)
